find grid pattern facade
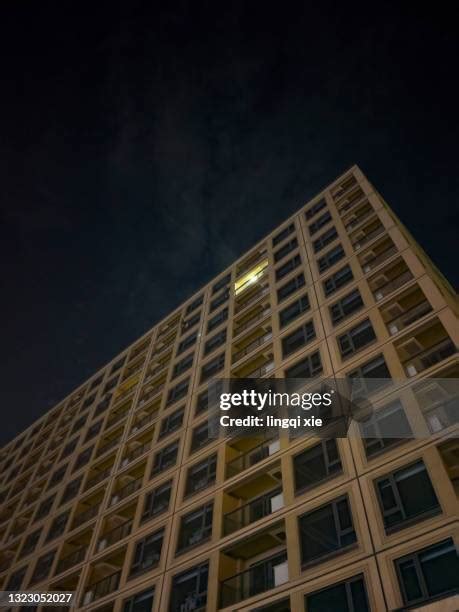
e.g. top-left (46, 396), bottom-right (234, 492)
top-left (1, 165), bottom-right (458, 612)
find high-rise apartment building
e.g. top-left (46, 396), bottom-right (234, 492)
top-left (0, 165), bottom-right (458, 612)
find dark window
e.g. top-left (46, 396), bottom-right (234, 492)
top-left (159, 408), bottom-right (184, 439)
top-left (252, 598), bottom-right (291, 612)
top-left (71, 415), bottom-right (86, 434)
top-left (338, 319), bottom-right (376, 358)
top-left (375, 460), bottom-right (440, 531)
top-left (104, 374), bottom-right (120, 393)
top-left (210, 289), bottom-right (229, 312)
top-left (167, 378), bottom-right (189, 406)
top-left (123, 588), bottom-right (154, 612)
top-left (61, 476), bottom-right (82, 504)
top-left (191, 422), bottom-right (211, 453)
top-left (130, 528), bottom-right (164, 575)
top-left (177, 331), bottom-right (197, 355)
top-left (30, 549), bottom-right (56, 584)
top-left (181, 312), bottom-right (201, 334)
top-left (186, 295), bottom-right (203, 315)
top-left (212, 273), bottom-right (231, 294)
top-left (94, 395), bottom-right (111, 417)
top-left (305, 198), bottom-right (326, 220)
top-left (207, 307), bottom-right (228, 332)
top-left (151, 441), bottom-right (179, 475)
top-left (204, 329), bottom-right (227, 355)
top-left (60, 437), bottom-right (78, 459)
top-left (273, 238), bottom-right (298, 263)
top-left (141, 481), bottom-right (172, 522)
top-left (282, 321), bottom-right (316, 358)
top-left (313, 227), bottom-right (338, 253)
top-left (323, 264), bottom-right (354, 296)
top-left (20, 529), bottom-right (41, 557)
top-left (172, 354), bottom-right (193, 379)
top-left (84, 420), bottom-right (102, 442)
top-left (111, 357), bottom-right (126, 374)
top-left (73, 446), bottom-right (93, 472)
top-left (305, 574), bottom-right (369, 612)
top-left (299, 496), bottom-right (356, 565)
top-left (200, 354), bottom-right (225, 383)
top-left (279, 294), bottom-right (310, 328)
top-left (309, 211), bottom-right (332, 235)
top-left (272, 222), bottom-right (295, 246)
top-left (169, 563), bottom-right (209, 612)
top-left (195, 391), bottom-right (209, 415)
top-left (318, 245), bottom-right (345, 273)
top-left (82, 394), bottom-right (95, 409)
top-left (46, 511), bottom-right (69, 542)
top-left (90, 374), bottom-right (104, 390)
top-left (177, 503), bottom-right (213, 553)
top-left (277, 273), bottom-right (305, 303)
top-left (294, 440), bottom-right (342, 492)
top-left (7, 566), bottom-right (27, 590)
top-left (275, 254), bottom-right (301, 281)
top-left (185, 455), bottom-right (217, 497)
top-left (285, 351), bottom-right (323, 378)
top-left (360, 399), bottom-right (412, 457)
top-left (395, 539), bottom-right (459, 606)
top-left (347, 354), bottom-right (391, 399)
top-left (48, 464), bottom-right (67, 488)
top-left (34, 495), bottom-right (54, 521)
top-left (330, 289), bottom-right (364, 325)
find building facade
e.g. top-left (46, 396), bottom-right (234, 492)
top-left (0, 165), bottom-right (458, 612)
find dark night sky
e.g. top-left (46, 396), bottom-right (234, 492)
top-left (0, 2), bottom-right (458, 446)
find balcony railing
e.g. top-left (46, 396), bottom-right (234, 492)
top-left (234, 307), bottom-right (271, 338)
top-left (171, 592), bottom-right (207, 612)
top-left (223, 488), bottom-right (283, 535)
top-left (130, 411), bottom-right (156, 434)
top-left (385, 300), bottom-right (433, 335)
top-left (361, 244), bottom-right (398, 272)
top-left (73, 504), bottom-right (100, 528)
top-left (106, 410), bottom-right (128, 429)
top-left (137, 384), bottom-right (165, 407)
top-left (97, 519), bottom-right (132, 551)
top-left (96, 437), bottom-right (120, 457)
top-left (352, 224), bottom-right (384, 249)
top-left (83, 570), bottom-right (121, 605)
top-left (110, 476), bottom-right (142, 505)
top-left (236, 250), bottom-right (268, 278)
top-left (344, 207), bottom-right (375, 230)
top-left (220, 551), bottom-right (288, 607)
top-left (338, 191), bottom-right (366, 214)
top-left (226, 439), bottom-right (280, 478)
top-left (372, 270), bottom-right (413, 301)
top-left (246, 361), bottom-right (275, 379)
top-left (120, 442), bottom-right (151, 467)
top-left (86, 467), bottom-right (112, 490)
top-left (144, 363), bottom-right (168, 382)
top-left (56, 546), bottom-right (87, 573)
top-left (233, 332), bottom-right (273, 364)
top-left (235, 286), bottom-right (270, 314)
top-left (423, 396), bottom-right (459, 433)
top-left (404, 338), bottom-right (456, 377)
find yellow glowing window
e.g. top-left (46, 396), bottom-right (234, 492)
top-left (234, 260), bottom-right (269, 295)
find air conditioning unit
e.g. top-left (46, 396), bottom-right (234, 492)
top-left (268, 440), bottom-right (280, 455)
top-left (273, 560), bottom-right (289, 586)
top-left (83, 591), bottom-right (93, 605)
top-left (110, 495), bottom-right (119, 506)
top-left (98, 538), bottom-right (107, 552)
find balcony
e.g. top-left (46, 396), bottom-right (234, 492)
top-left (219, 524), bottom-right (288, 608)
top-left (233, 351), bottom-right (274, 379)
top-left (137, 379), bottom-right (166, 408)
top-left (380, 287), bottom-right (433, 335)
top-left (369, 258), bottom-right (414, 301)
top-left (97, 517), bottom-right (133, 552)
top-left (120, 435), bottom-right (152, 468)
top-left (413, 365), bottom-right (459, 433)
top-left (96, 432), bottom-right (122, 458)
top-left (331, 175), bottom-right (358, 201)
top-left (144, 358), bottom-right (170, 383)
top-left (110, 466), bottom-right (144, 506)
top-left (82, 568), bottom-right (121, 605)
top-left (129, 340), bottom-right (150, 361)
top-left (223, 471), bottom-right (283, 535)
top-left (72, 493), bottom-right (103, 529)
top-left (235, 284), bottom-right (270, 315)
top-left (336, 187), bottom-right (366, 214)
top-left (350, 219), bottom-right (384, 250)
top-left (236, 248), bottom-right (268, 278)
top-left (105, 403), bottom-right (130, 429)
top-left (233, 303), bottom-right (271, 339)
top-left (395, 320), bottom-right (457, 377)
top-left (343, 202), bottom-right (375, 231)
top-left (85, 466), bottom-right (112, 492)
top-left (232, 328), bottom-right (273, 365)
top-left (226, 438), bottom-right (280, 479)
top-left (130, 406), bottom-right (158, 434)
top-left (56, 529), bottom-right (92, 574)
